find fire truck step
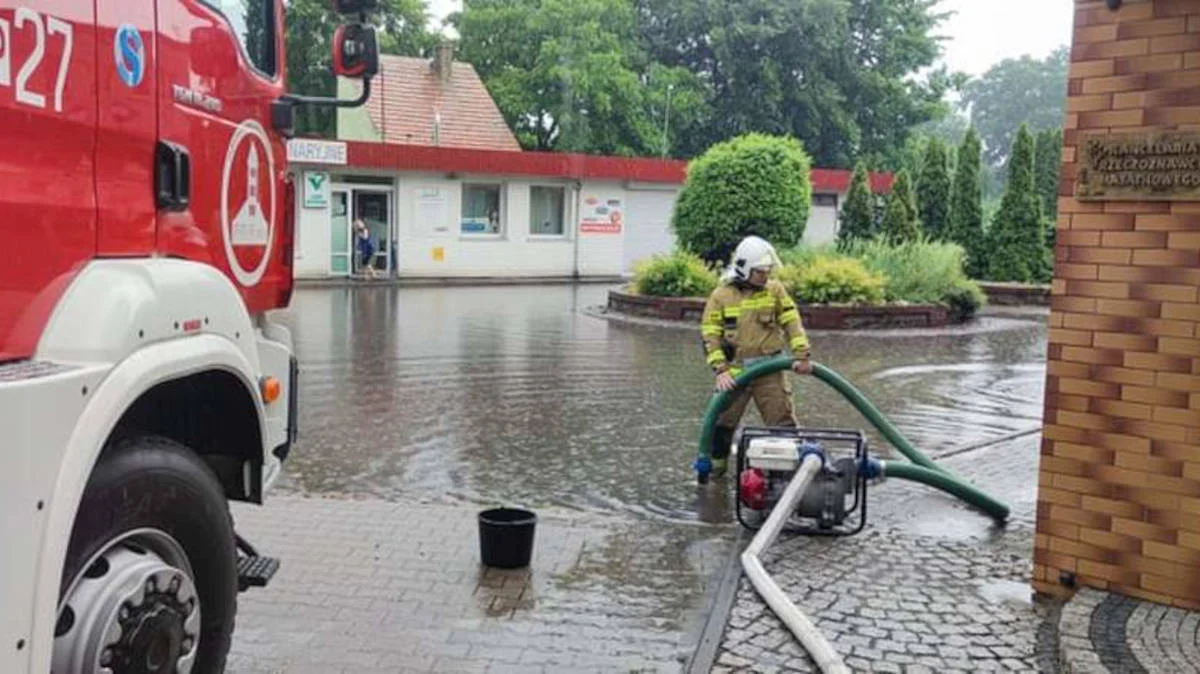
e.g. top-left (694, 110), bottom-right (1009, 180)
top-left (236, 554), bottom-right (280, 591)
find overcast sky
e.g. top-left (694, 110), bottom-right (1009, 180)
top-left (936, 0), bottom-right (1074, 75)
top-left (425, 0), bottom-right (1076, 77)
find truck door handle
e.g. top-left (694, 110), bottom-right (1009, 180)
top-left (155, 141), bottom-right (191, 211)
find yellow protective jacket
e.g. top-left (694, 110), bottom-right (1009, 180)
top-left (700, 279), bottom-right (811, 373)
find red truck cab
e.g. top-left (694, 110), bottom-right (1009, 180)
top-left (0, 0), bottom-right (295, 360)
top-left (0, 1), bottom-right (376, 671)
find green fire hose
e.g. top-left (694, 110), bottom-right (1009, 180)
top-left (694, 355), bottom-right (1010, 523)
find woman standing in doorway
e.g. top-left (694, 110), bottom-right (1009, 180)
top-left (354, 219), bottom-right (376, 279)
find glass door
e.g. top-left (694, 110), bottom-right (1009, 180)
top-left (354, 190), bottom-right (393, 276)
top-left (330, 190), bottom-right (351, 275)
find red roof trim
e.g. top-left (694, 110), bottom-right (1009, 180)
top-left (341, 140), bottom-right (893, 192)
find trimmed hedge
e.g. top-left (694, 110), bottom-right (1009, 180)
top-left (631, 251), bottom-right (719, 298)
top-left (671, 133), bottom-right (813, 265)
top-left (778, 257), bottom-right (886, 305)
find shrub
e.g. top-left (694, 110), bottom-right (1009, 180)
top-left (846, 237), bottom-right (962, 303)
top-left (671, 133), bottom-right (812, 265)
top-left (779, 243), bottom-right (842, 270)
top-left (837, 162), bottom-right (876, 247)
top-left (879, 169), bottom-right (921, 243)
top-left (1035, 128), bottom-right (1063, 221)
top-left (987, 124), bottom-right (1049, 283)
top-left (631, 251), bottom-right (719, 297)
top-left (950, 129), bottom-right (986, 279)
top-left (943, 279), bottom-right (988, 321)
top-left (779, 257), bottom-right (886, 306)
top-left (918, 139), bottom-right (952, 241)
top-left (842, 237), bottom-right (987, 318)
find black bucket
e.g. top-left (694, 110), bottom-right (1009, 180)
top-left (478, 507), bottom-right (537, 569)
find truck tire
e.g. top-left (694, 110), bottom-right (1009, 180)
top-left (53, 435), bottom-right (237, 674)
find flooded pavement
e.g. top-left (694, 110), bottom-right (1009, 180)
top-left (232, 284), bottom-right (1050, 673)
top-left (272, 284), bottom-right (1047, 524)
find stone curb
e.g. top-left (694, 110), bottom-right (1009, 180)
top-left (608, 289), bottom-right (958, 330)
top-left (977, 281), bottom-right (1051, 306)
top-left (686, 528), bottom-right (748, 674)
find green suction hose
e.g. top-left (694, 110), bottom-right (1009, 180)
top-left (810, 363), bottom-right (948, 476)
top-left (694, 354), bottom-right (1010, 523)
top-left (879, 461), bottom-right (1009, 521)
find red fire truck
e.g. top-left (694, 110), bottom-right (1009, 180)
top-left (0, 0), bottom-right (376, 671)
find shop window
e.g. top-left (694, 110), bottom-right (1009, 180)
top-left (462, 184), bottom-right (504, 235)
top-left (529, 186), bottom-right (566, 236)
top-left (814, 193), bottom-right (839, 208)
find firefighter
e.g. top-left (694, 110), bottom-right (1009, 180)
top-left (700, 236), bottom-right (812, 477)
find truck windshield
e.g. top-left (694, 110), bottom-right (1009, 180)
top-left (208, 0), bottom-right (276, 77)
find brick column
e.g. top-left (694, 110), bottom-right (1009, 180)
top-left (1035, 0), bottom-right (1200, 609)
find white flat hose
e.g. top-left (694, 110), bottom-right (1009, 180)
top-left (740, 454), bottom-right (850, 674)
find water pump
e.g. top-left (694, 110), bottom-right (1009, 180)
top-left (735, 428), bottom-right (870, 536)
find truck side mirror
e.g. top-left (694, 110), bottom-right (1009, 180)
top-left (332, 24), bottom-right (378, 79)
top-left (278, 20), bottom-right (377, 124)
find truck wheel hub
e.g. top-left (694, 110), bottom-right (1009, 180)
top-left (53, 530), bottom-right (200, 674)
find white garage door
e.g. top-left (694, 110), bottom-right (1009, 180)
top-left (803, 193), bottom-right (840, 247)
top-left (623, 187), bottom-right (679, 274)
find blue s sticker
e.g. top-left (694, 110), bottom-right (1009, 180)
top-left (114, 24), bottom-right (144, 88)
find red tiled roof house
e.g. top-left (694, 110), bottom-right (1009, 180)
top-left (285, 45), bottom-right (891, 279)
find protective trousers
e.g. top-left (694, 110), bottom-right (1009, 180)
top-left (711, 370), bottom-right (798, 460)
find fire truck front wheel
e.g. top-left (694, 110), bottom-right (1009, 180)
top-left (53, 435), bottom-right (238, 674)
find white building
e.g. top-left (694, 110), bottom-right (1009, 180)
top-left (287, 51), bottom-right (892, 280)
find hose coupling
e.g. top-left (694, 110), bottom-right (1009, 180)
top-left (797, 440), bottom-right (826, 468)
top-left (860, 457), bottom-right (885, 481)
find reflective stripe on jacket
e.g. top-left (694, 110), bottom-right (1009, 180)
top-left (700, 279), bottom-right (810, 372)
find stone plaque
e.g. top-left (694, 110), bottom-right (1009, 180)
top-left (1077, 131), bottom-right (1200, 201)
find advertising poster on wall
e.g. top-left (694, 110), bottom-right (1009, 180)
top-left (303, 171), bottom-right (330, 208)
top-left (579, 195), bottom-right (623, 234)
top-left (414, 186), bottom-right (450, 235)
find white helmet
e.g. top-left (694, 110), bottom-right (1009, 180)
top-left (727, 236), bottom-right (780, 283)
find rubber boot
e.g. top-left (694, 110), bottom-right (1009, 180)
top-left (711, 426), bottom-right (736, 478)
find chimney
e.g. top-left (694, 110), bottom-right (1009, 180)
top-left (432, 41), bottom-right (454, 83)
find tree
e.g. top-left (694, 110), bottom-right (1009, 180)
top-left (1035, 128), bottom-right (1063, 221)
top-left (880, 169), bottom-right (920, 243)
top-left (838, 162), bottom-right (876, 247)
top-left (960, 47), bottom-right (1069, 168)
top-left (986, 125), bottom-right (1048, 282)
top-left (287, 0), bottom-right (435, 136)
top-left (637, 0), bottom-right (952, 167)
top-left (950, 129), bottom-right (985, 278)
top-left (671, 134), bottom-right (812, 264)
top-left (453, 0), bottom-right (705, 156)
top-left (913, 111), bottom-right (971, 150)
top-left (918, 138), bottom-right (952, 240)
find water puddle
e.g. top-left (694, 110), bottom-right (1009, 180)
top-left (976, 578), bottom-right (1035, 608)
top-left (272, 285), bottom-right (1047, 525)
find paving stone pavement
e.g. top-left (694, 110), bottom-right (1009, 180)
top-left (1059, 587), bottom-right (1200, 673)
top-left (713, 528), bottom-right (1051, 674)
top-left (712, 433), bottom-right (1049, 673)
top-left (227, 497), bottom-right (733, 673)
